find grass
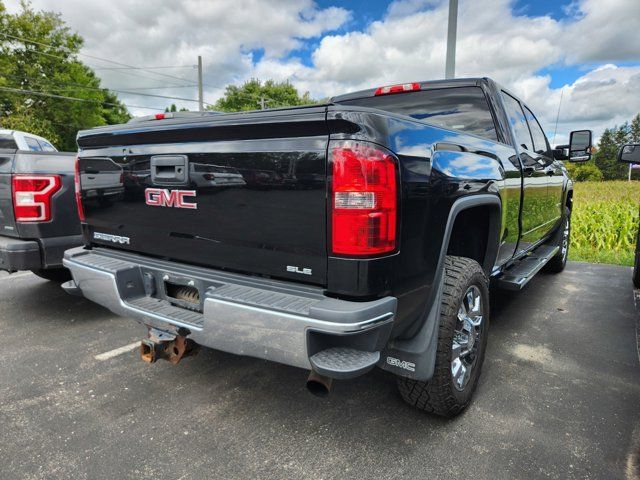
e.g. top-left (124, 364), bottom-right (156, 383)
top-left (569, 181), bottom-right (640, 266)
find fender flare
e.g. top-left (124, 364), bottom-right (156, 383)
top-left (379, 194), bottom-right (502, 381)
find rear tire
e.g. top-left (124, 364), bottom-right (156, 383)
top-left (396, 256), bottom-right (490, 417)
top-left (545, 207), bottom-right (571, 273)
top-left (31, 268), bottom-right (71, 283)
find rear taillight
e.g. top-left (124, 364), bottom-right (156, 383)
top-left (330, 140), bottom-right (398, 256)
top-left (74, 157), bottom-right (86, 222)
top-left (12, 175), bottom-right (62, 222)
top-left (374, 82), bottom-right (421, 96)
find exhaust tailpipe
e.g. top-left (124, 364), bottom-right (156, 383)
top-left (306, 371), bottom-right (333, 397)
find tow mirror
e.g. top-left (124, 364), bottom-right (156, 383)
top-left (618, 144), bottom-right (640, 164)
top-left (568, 130), bottom-right (592, 162)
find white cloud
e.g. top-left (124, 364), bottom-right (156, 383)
top-left (4, 0), bottom-right (350, 111)
top-left (512, 65), bottom-right (640, 145)
top-left (248, 0), bottom-right (640, 142)
top-left (563, 0), bottom-right (640, 63)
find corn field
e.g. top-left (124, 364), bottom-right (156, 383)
top-left (570, 181), bottom-right (640, 265)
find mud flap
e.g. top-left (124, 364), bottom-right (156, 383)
top-left (377, 279), bottom-right (443, 381)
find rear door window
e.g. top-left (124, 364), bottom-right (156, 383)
top-left (25, 137), bottom-right (42, 151)
top-left (336, 86), bottom-right (499, 142)
top-left (523, 106), bottom-right (550, 157)
top-left (501, 92), bottom-right (533, 151)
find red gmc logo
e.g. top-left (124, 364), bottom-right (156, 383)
top-left (145, 188), bottom-right (197, 209)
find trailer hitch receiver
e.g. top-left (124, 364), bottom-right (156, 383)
top-left (140, 328), bottom-right (199, 364)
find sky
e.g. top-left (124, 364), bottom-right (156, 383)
top-left (5, 0), bottom-right (640, 144)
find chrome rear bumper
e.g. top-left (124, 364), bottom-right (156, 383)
top-left (63, 247), bottom-right (396, 374)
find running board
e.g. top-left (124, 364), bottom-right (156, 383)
top-left (494, 245), bottom-right (559, 291)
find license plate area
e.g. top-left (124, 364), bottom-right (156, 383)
top-left (159, 273), bottom-right (204, 313)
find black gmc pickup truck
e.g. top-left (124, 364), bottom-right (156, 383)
top-left (0, 138), bottom-right (82, 281)
top-left (63, 78), bottom-right (592, 416)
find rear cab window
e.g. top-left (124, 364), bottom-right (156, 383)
top-left (335, 86), bottom-right (499, 142)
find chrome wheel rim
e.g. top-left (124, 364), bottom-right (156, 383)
top-left (561, 216), bottom-right (570, 261)
top-left (451, 285), bottom-right (484, 391)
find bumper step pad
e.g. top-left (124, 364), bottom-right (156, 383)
top-left (309, 347), bottom-right (380, 379)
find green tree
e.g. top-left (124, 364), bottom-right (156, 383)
top-left (165, 103), bottom-right (189, 113)
top-left (210, 79), bottom-right (316, 112)
top-left (594, 126), bottom-right (629, 180)
top-left (630, 114), bottom-right (640, 143)
top-left (571, 163), bottom-right (604, 182)
top-left (0, 1), bottom-right (130, 150)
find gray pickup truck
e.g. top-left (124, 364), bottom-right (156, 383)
top-left (0, 131), bottom-right (82, 281)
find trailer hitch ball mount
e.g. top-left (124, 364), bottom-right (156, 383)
top-left (140, 328), bottom-right (199, 364)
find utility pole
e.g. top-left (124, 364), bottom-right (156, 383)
top-left (445, 0), bottom-right (458, 79)
top-left (258, 96), bottom-right (270, 110)
top-left (197, 55), bottom-right (204, 112)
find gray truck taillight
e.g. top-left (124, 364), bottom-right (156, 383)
top-left (12, 174), bottom-right (62, 222)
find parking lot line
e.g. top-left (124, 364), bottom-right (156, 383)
top-left (0, 272), bottom-right (32, 281)
top-left (94, 341), bottom-right (140, 361)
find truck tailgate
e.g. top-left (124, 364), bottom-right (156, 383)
top-left (76, 107), bottom-right (329, 286)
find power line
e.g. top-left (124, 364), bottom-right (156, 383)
top-left (0, 32), bottom-right (197, 84)
top-left (91, 66), bottom-right (189, 87)
top-left (107, 85), bottom-right (199, 90)
top-left (0, 86), bottom-right (165, 111)
top-left (93, 65), bottom-right (197, 70)
top-left (1, 32), bottom-right (283, 108)
top-left (2, 35), bottom-right (187, 87)
top-left (2, 73), bottom-right (214, 106)
top-left (1, 73), bottom-right (209, 107)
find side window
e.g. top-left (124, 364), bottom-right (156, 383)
top-left (25, 137), bottom-right (42, 151)
top-left (523, 106), bottom-right (550, 157)
top-left (501, 92), bottom-right (533, 152)
top-left (39, 140), bottom-right (57, 152)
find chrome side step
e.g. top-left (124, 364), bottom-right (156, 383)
top-left (495, 245), bottom-right (559, 291)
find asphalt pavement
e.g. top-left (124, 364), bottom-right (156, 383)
top-left (0, 263), bottom-right (639, 480)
